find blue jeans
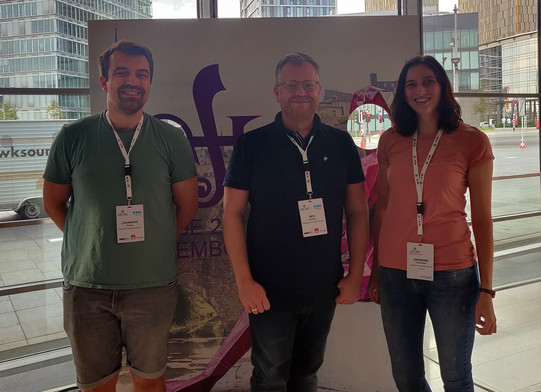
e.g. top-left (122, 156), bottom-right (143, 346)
top-left (379, 265), bottom-right (479, 392)
top-left (249, 291), bottom-right (337, 392)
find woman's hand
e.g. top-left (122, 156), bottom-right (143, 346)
top-left (475, 293), bottom-right (497, 335)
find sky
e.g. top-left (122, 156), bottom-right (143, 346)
top-left (152, 0), bottom-right (459, 19)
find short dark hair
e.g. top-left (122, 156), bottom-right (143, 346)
top-left (275, 52), bottom-right (319, 84)
top-left (391, 55), bottom-right (462, 136)
top-left (98, 40), bottom-right (154, 83)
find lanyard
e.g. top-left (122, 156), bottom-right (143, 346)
top-left (412, 129), bottom-right (443, 242)
top-left (288, 135), bottom-right (315, 199)
top-left (106, 111), bottom-right (144, 205)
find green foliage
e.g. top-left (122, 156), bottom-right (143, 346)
top-left (0, 103), bottom-right (18, 120)
top-left (47, 99), bottom-right (64, 119)
top-left (473, 97), bottom-right (489, 121)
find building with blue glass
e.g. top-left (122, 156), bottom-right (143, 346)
top-left (0, 0), bottom-right (152, 119)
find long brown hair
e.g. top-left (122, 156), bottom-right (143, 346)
top-left (391, 55), bottom-right (462, 136)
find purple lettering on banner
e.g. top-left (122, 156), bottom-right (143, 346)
top-left (155, 64), bottom-right (260, 209)
top-left (177, 241), bottom-right (190, 258)
top-left (210, 240), bottom-right (222, 257)
top-left (192, 241), bottom-right (208, 258)
top-left (190, 219), bottom-right (203, 236)
top-left (176, 240), bottom-right (226, 258)
top-left (210, 218), bottom-right (221, 234)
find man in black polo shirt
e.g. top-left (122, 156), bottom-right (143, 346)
top-left (223, 52), bottom-right (369, 391)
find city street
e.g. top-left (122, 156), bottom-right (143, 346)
top-left (489, 128), bottom-right (540, 176)
top-left (356, 127), bottom-right (540, 177)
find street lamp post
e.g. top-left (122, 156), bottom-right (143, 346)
top-left (451, 4), bottom-right (460, 93)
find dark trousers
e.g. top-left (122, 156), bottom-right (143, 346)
top-left (249, 291), bottom-right (337, 392)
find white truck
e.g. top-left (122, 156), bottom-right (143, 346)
top-left (0, 120), bottom-right (71, 219)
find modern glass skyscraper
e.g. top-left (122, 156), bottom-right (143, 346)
top-left (240, 0), bottom-right (336, 18)
top-left (0, 0), bottom-right (152, 119)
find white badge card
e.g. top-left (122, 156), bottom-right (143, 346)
top-left (116, 204), bottom-right (145, 243)
top-left (406, 242), bottom-right (434, 281)
top-left (298, 198), bottom-right (328, 238)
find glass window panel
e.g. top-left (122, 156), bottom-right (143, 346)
top-left (0, 287), bottom-right (68, 352)
top-left (470, 71), bottom-right (479, 90)
top-left (0, 94), bottom-right (89, 121)
top-left (425, 32), bottom-right (435, 50)
top-left (1, 1), bottom-right (540, 388)
top-left (434, 30), bottom-right (443, 50)
top-left (460, 29), bottom-right (470, 47)
top-left (470, 50), bottom-right (478, 68)
top-left (461, 51), bottom-right (470, 68)
top-left (153, 0), bottom-right (197, 18)
top-left (443, 30), bottom-right (453, 49)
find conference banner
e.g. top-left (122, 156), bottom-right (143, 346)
top-left (88, 16), bottom-right (419, 390)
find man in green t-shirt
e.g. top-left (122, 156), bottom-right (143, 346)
top-left (43, 40), bottom-right (198, 392)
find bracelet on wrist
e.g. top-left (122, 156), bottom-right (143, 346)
top-left (480, 288), bottom-right (496, 298)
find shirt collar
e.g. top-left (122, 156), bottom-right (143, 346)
top-left (275, 112), bottom-right (322, 149)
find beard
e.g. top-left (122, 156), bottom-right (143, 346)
top-left (283, 98), bottom-right (318, 122)
top-left (117, 99), bottom-right (144, 115)
top-left (115, 85), bottom-right (147, 115)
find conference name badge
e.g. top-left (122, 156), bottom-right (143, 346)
top-left (298, 198), bottom-right (328, 238)
top-left (116, 204), bottom-right (145, 243)
top-left (406, 242), bottom-right (434, 281)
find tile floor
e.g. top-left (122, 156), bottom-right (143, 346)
top-left (210, 282), bottom-right (541, 392)
top-left (423, 281), bottom-right (541, 392)
top-left (0, 222), bottom-right (63, 288)
top-left (0, 288), bottom-right (66, 353)
top-left (4, 282), bottom-right (539, 392)
top-left (1, 216), bottom-right (541, 391)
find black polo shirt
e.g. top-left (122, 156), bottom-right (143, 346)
top-left (224, 113), bottom-right (365, 296)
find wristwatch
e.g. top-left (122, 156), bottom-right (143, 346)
top-left (480, 288), bottom-right (496, 298)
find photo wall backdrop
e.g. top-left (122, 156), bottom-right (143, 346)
top-left (88, 16), bottom-right (419, 388)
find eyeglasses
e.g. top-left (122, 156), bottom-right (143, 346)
top-left (276, 80), bottom-right (320, 93)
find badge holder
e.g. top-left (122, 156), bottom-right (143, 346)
top-left (289, 135), bottom-right (328, 238)
top-left (406, 130), bottom-right (443, 281)
top-left (108, 112), bottom-right (146, 243)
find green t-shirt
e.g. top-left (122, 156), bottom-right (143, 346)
top-left (44, 112), bottom-right (196, 289)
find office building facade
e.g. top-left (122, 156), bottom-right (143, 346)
top-left (423, 12), bottom-right (480, 92)
top-left (365, 0), bottom-right (438, 13)
top-left (240, 0), bottom-right (336, 18)
top-left (459, 0), bottom-right (538, 124)
top-left (0, 0), bottom-right (152, 120)
top-left (459, 0), bottom-right (536, 45)
top-left (365, 0), bottom-right (537, 124)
